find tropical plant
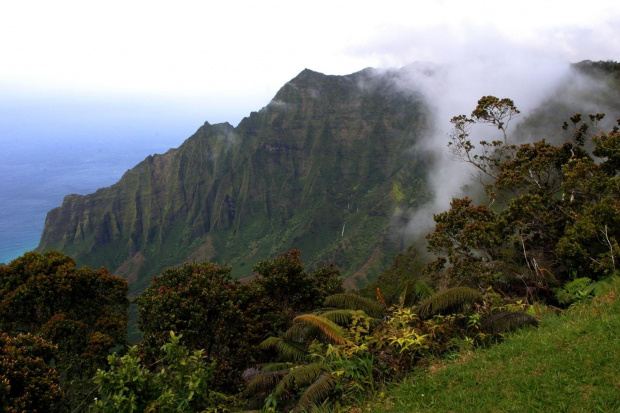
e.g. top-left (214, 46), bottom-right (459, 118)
top-left (245, 307), bottom-right (378, 411)
top-left (478, 311), bottom-right (539, 335)
top-left (415, 287), bottom-right (482, 319)
top-left (425, 96), bottom-right (620, 301)
top-left (0, 250), bottom-right (128, 408)
top-left (92, 331), bottom-right (230, 412)
top-left (323, 293), bottom-right (386, 318)
top-left (0, 333), bottom-right (66, 412)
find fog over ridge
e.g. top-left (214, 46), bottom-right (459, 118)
top-left (366, 49), bottom-right (616, 241)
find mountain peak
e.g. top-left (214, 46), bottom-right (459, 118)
top-left (38, 66), bottom-right (433, 293)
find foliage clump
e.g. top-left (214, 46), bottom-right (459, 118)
top-left (425, 96), bottom-right (620, 305)
top-left (93, 331), bottom-right (231, 412)
top-left (243, 284), bottom-right (538, 411)
top-left (134, 248), bottom-right (343, 392)
top-left (0, 250), bottom-right (128, 410)
top-left (0, 333), bottom-right (65, 412)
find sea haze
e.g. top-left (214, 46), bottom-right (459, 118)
top-left (0, 92), bottom-right (221, 264)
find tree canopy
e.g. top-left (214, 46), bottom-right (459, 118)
top-left (426, 96), bottom-right (620, 301)
top-left (0, 250), bottom-right (128, 410)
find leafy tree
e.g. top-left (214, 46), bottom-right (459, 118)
top-left (252, 249), bottom-right (343, 317)
top-left (425, 96), bottom-right (620, 301)
top-left (92, 331), bottom-right (230, 412)
top-left (135, 251), bottom-right (344, 393)
top-left (307, 263), bottom-right (345, 304)
top-left (134, 261), bottom-right (255, 392)
top-left (0, 250), bottom-right (128, 406)
top-left (0, 333), bottom-right (66, 412)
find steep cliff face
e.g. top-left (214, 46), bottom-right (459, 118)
top-left (39, 68), bottom-right (433, 293)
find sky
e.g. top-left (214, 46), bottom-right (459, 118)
top-left (0, 0), bottom-right (619, 262)
top-left (1, 0), bottom-right (619, 126)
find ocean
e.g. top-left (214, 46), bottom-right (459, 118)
top-left (0, 136), bottom-right (183, 264)
top-left (0, 95), bottom-right (222, 265)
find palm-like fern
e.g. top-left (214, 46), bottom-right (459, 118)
top-left (554, 277), bottom-right (593, 304)
top-left (319, 309), bottom-right (382, 330)
top-left (291, 314), bottom-right (352, 346)
top-left (415, 287), bottom-right (482, 319)
top-left (259, 337), bottom-right (309, 361)
top-left (295, 372), bottom-right (337, 413)
top-left (393, 280), bottom-right (436, 307)
top-left (245, 359), bottom-right (334, 411)
top-left (247, 314), bottom-right (349, 410)
top-left (323, 293), bottom-right (386, 318)
top-left (273, 363), bottom-right (327, 397)
top-left (245, 367), bottom-right (290, 394)
top-left (479, 311), bottom-right (539, 335)
top-left (319, 309), bottom-right (358, 325)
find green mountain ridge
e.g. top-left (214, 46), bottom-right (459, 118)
top-left (38, 67), bottom-right (434, 294)
top-left (37, 62), bottom-right (620, 295)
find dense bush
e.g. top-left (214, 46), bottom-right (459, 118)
top-left (0, 333), bottom-right (66, 412)
top-left (0, 250), bottom-right (128, 410)
top-left (134, 249), bottom-right (343, 392)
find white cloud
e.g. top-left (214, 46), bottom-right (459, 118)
top-left (0, 0), bottom-right (618, 125)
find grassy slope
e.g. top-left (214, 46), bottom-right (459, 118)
top-left (372, 292), bottom-right (620, 413)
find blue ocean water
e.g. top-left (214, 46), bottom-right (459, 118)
top-left (0, 94), bottom-right (221, 265)
top-left (0, 136), bottom-right (181, 264)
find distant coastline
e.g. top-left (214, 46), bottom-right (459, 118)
top-left (0, 135), bottom-right (188, 265)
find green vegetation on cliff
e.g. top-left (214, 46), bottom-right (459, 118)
top-left (39, 68), bottom-right (433, 294)
top-left (37, 63), bottom-right (620, 296)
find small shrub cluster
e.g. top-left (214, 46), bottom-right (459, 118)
top-left (242, 286), bottom-right (538, 412)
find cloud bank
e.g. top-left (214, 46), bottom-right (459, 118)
top-left (356, 25), bottom-right (618, 242)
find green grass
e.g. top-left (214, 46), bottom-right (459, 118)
top-left (370, 292), bottom-right (620, 413)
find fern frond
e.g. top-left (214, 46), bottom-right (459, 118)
top-left (323, 293), bottom-right (386, 318)
top-left (260, 336), bottom-right (309, 361)
top-left (394, 280), bottom-right (436, 307)
top-left (319, 309), bottom-right (355, 325)
top-left (319, 310), bottom-right (381, 329)
top-left (294, 372), bottom-right (336, 412)
top-left (293, 314), bottom-right (352, 346)
top-left (273, 363), bottom-right (326, 397)
top-left (415, 287), bottom-right (482, 319)
top-left (480, 311), bottom-right (539, 335)
top-left (246, 369), bottom-right (288, 394)
top-left (260, 362), bottom-right (295, 372)
top-left (585, 274), bottom-right (620, 296)
top-left (282, 323), bottom-right (308, 342)
top-left (564, 277), bottom-right (593, 293)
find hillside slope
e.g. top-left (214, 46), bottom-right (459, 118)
top-left (373, 290), bottom-right (620, 412)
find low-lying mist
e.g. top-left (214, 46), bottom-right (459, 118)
top-left (370, 55), bottom-right (619, 244)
